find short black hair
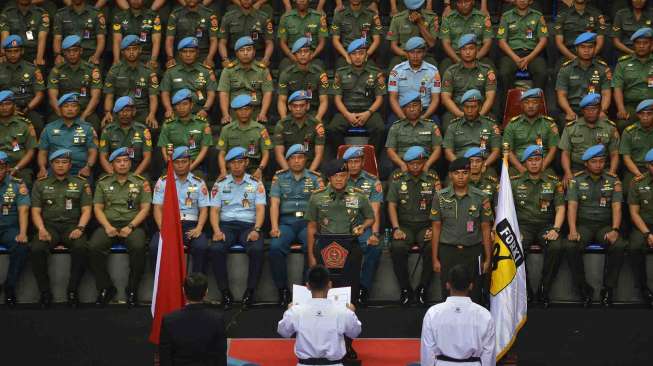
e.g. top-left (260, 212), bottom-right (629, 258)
top-left (184, 273), bottom-right (208, 301)
top-left (307, 265), bottom-right (330, 291)
top-left (448, 264), bottom-right (473, 292)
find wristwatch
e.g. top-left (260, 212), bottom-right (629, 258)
top-left (76, 225), bottom-right (85, 233)
top-left (127, 223), bottom-right (135, 230)
top-left (551, 227), bottom-right (560, 233)
top-left (611, 227), bottom-right (619, 232)
top-left (372, 232), bottom-right (381, 238)
top-left (254, 227), bottom-right (262, 233)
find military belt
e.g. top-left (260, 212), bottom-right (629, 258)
top-left (441, 243), bottom-right (481, 250)
top-left (436, 355), bottom-right (481, 363)
top-left (298, 358), bottom-right (342, 365)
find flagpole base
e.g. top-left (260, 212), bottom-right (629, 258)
top-left (154, 350), bottom-right (160, 366)
top-left (498, 351), bottom-right (518, 365)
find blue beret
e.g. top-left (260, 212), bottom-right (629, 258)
top-left (579, 93), bottom-right (601, 108)
top-left (0, 90), bottom-right (14, 103)
top-left (520, 145), bottom-right (543, 162)
top-left (109, 147), bottom-right (130, 162)
top-left (347, 38), bottom-right (367, 54)
top-left (230, 94), bottom-right (252, 109)
top-left (288, 90), bottom-right (311, 103)
top-left (404, 0), bottom-right (425, 10)
top-left (2, 35), bottom-right (23, 49)
top-left (645, 148), bottom-right (653, 163)
top-left (399, 91), bottom-right (421, 108)
top-left (458, 33), bottom-right (477, 49)
top-left (631, 27), bottom-right (653, 41)
top-left (48, 149), bottom-right (72, 162)
top-left (234, 36), bottom-right (255, 51)
top-left (581, 144), bottom-right (606, 161)
top-left (62, 35), bottom-right (81, 50)
top-left (636, 99), bottom-right (653, 113)
top-left (323, 159), bottom-right (347, 177)
top-left (57, 92), bottom-right (79, 106)
top-left (343, 146), bottom-right (364, 161)
top-left (113, 96), bottom-right (134, 113)
top-left (285, 144), bottom-right (306, 159)
top-left (177, 36), bottom-right (198, 50)
top-left (291, 37), bottom-right (311, 53)
top-left (520, 88), bottom-right (543, 100)
top-left (574, 32), bottom-right (597, 46)
top-left (463, 147), bottom-right (483, 159)
top-left (404, 36), bottom-right (426, 51)
top-left (0, 151), bottom-right (9, 164)
top-left (225, 147), bottom-right (247, 162)
top-left (403, 146), bottom-right (427, 162)
top-left (172, 146), bottom-right (191, 160)
top-left (120, 34), bottom-right (140, 50)
top-left (171, 89), bottom-right (192, 105)
top-left (460, 89), bottom-right (483, 104)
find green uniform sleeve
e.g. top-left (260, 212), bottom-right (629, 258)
top-left (47, 67), bottom-right (59, 90)
top-left (90, 67), bottom-right (102, 90)
top-left (0, 13), bottom-right (7, 33)
top-left (99, 129), bottom-right (111, 153)
top-left (442, 123), bottom-right (455, 149)
top-left (501, 123), bottom-right (515, 150)
top-left (425, 13), bottom-right (439, 40)
top-left (331, 71), bottom-right (343, 96)
top-left (374, 70), bottom-right (387, 96)
top-left (209, 12), bottom-right (219, 38)
top-left (441, 68), bottom-right (454, 94)
top-left (439, 15), bottom-right (452, 41)
top-left (200, 122), bottom-right (213, 147)
top-left (480, 195), bottom-right (494, 223)
top-left (318, 13), bottom-right (329, 38)
top-left (216, 68), bottom-right (231, 92)
top-left (318, 69), bottom-right (329, 95)
top-left (216, 126), bottom-right (229, 150)
top-left (314, 121), bottom-right (326, 145)
top-left (331, 11), bottom-right (342, 35)
top-left (260, 127), bottom-right (273, 151)
top-left (612, 62), bottom-right (625, 88)
top-left (148, 71), bottom-right (160, 95)
top-left (261, 69), bottom-right (273, 92)
top-left (160, 69), bottom-right (173, 92)
top-left (619, 129), bottom-right (633, 155)
top-left (216, 12), bottom-right (230, 39)
top-left (277, 14), bottom-right (289, 41)
top-left (611, 12), bottom-right (624, 40)
top-left (272, 122), bottom-right (284, 146)
top-left (558, 125), bottom-right (571, 151)
top-left (371, 14), bottom-right (383, 36)
top-left (103, 67), bottom-right (116, 94)
top-left (566, 178), bottom-right (579, 201)
top-left (613, 179), bottom-right (624, 203)
top-left (264, 17), bottom-right (274, 41)
top-left (385, 125), bottom-right (398, 148)
top-left (553, 180), bottom-right (565, 207)
top-left (535, 15), bottom-right (548, 39)
top-left (157, 125), bottom-right (170, 147)
top-left (628, 181), bottom-right (641, 205)
top-left (431, 124), bottom-right (443, 147)
top-left (359, 195), bottom-right (374, 220)
top-left (143, 128), bottom-right (153, 152)
top-left (496, 14), bottom-right (508, 41)
top-left (429, 191), bottom-right (442, 221)
top-left (112, 12), bottom-right (123, 35)
top-left (206, 69), bottom-right (218, 91)
top-left (485, 67), bottom-right (497, 92)
top-left (600, 65), bottom-right (612, 91)
top-left (547, 122), bottom-right (560, 149)
top-left (96, 11), bottom-right (107, 35)
top-left (31, 180), bottom-right (42, 208)
top-left (608, 126), bottom-right (620, 153)
top-left (482, 14), bottom-right (494, 40)
top-left (166, 11), bottom-right (178, 37)
top-left (387, 16), bottom-right (399, 42)
top-left (385, 181), bottom-right (398, 203)
top-left (53, 11), bottom-right (63, 36)
top-left (93, 182), bottom-right (105, 204)
top-left (552, 12), bottom-right (565, 36)
top-left (139, 181), bottom-right (152, 204)
top-left (278, 70), bottom-right (290, 96)
top-left (555, 65), bottom-right (570, 92)
top-left (305, 194), bottom-right (318, 221)
top-left (489, 122), bottom-right (501, 150)
top-left (38, 11), bottom-right (50, 34)
top-left (80, 180), bottom-right (93, 207)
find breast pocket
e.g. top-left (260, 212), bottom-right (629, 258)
top-left (114, 76), bottom-right (130, 90)
top-left (340, 21), bottom-right (353, 35)
top-left (570, 135), bottom-right (585, 144)
top-left (42, 191), bottom-right (58, 207)
top-left (230, 78), bottom-right (245, 89)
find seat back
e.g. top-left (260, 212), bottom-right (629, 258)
top-left (502, 88), bottom-right (548, 129)
top-left (336, 144), bottom-right (379, 176)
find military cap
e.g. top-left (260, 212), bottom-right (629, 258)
top-left (0, 90), bottom-right (14, 103)
top-left (579, 93), bottom-right (601, 108)
top-left (291, 37), bottom-right (311, 53)
top-left (399, 91), bottom-right (421, 107)
top-left (109, 147), bottom-right (130, 162)
top-left (120, 34), bottom-right (140, 50)
top-left (582, 144), bottom-right (606, 161)
top-left (234, 36), bottom-right (255, 51)
top-left (57, 92), bottom-right (79, 106)
top-left (230, 94), bottom-right (252, 109)
top-left (172, 146), bottom-right (191, 160)
top-left (343, 146), bottom-right (364, 161)
top-left (322, 158), bottom-right (347, 177)
top-left (62, 35), bottom-right (81, 50)
top-left (225, 146), bottom-right (248, 162)
top-left (2, 35), bottom-right (22, 49)
top-left (636, 99), bottom-right (653, 113)
top-left (645, 148), bottom-right (653, 163)
top-left (458, 33), bottom-right (477, 49)
top-left (521, 145), bottom-right (543, 162)
top-left (0, 151), bottom-right (8, 164)
top-left (172, 88), bottom-right (192, 105)
top-left (285, 144), bottom-right (306, 159)
top-left (461, 89), bottom-right (483, 104)
top-left (631, 27), bottom-right (653, 41)
top-left (520, 88), bottom-right (543, 101)
top-left (449, 157), bottom-right (470, 171)
top-left (574, 32), bottom-right (597, 46)
top-left (288, 90), bottom-right (311, 103)
top-left (404, 0), bottom-right (425, 10)
top-left (347, 38), bottom-right (367, 53)
top-left (177, 36), bottom-right (199, 50)
top-left (403, 146), bottom-right (427, 162)
top-left (463, 147), bottom-right (483, 159)
top-left (113, 96), bottom-right (134, 113)
top-left (48, 149), bottom-right (72, 162)
top-left (404, 36), bottom-right (426, 51)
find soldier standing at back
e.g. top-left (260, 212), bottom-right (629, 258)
top-left (553, 0), bottom-right (608, 64)
top-left (165, 0), bottom-right (218, 68)
top-left (386, 0), bottom-right (439, 69)
top-left (331, 0), bottom-right (383, 69)
top-left (217, 0), bottom-right (274, 68)
top-left (111, 0), bottom-right (162, 68)
top-left (621, 99), bottom-right (653, 190)
top-left (0, 0), bottom-right (50, 66)
top-left (53, 0), bottom-right (106, 66)
top-left (277, 0), bottom-right (329, 71)
top-left (0, 90), bottom-right (38, 187)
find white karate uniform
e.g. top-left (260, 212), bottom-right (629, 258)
top-left (277, 298), bottom-right (362, 366)
top-left (420, 296), bottom-right (496, 366)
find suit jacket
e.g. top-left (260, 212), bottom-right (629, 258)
top-left (159, 303), bottom-right (227, 366)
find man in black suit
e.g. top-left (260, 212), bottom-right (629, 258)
top-left (159, 273), bottom-right (227, 366)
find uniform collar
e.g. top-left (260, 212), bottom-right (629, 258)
top-left (226, 173), bottom-right (252, 185)
top-left (524, 173), bottom-right (544, 183)
top-left (445, 296), bottom-right (473, 305)
top-left (235, 120), bottom-right (257, 130)
top-left (56, 118), bottom-right (83, 128)
top-left (349, 171), bottom-right (367, 184)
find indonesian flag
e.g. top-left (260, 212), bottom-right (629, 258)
top-left (149, 160), bottom-right (186, 344)
top-left (490, 154), bottom-right (528, 360)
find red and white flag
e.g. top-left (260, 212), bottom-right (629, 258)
top-left (149, 160), bottom-right (186, 344)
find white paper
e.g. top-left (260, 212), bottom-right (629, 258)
top-left (292, 284), bottom-right (312, 305)
top-left (291, 285), bottom-right (351, 308)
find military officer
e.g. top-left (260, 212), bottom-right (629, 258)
top-left (30, 149), bottom-right (92, 308)
top-left (0, 0), bottom-right (49, 66)
top-left (217, 0), bottom-right (274, 67)
top-left (158, 89), bottom-right (213, 175)
top-left (89, 147), bottom-right (152, 307)
top-left (386, 0), bottom-right (439, 69)
top-left (209, 146), bottom-right (266, 310)
top-left (511, 145), bottom-right (566, 307)
top-left (165, 0), bottom-right (218, 67)
top-left (110, 0), bottom-right (162, 68)
top-left (439, 0), bottom-right (494, 73)
top-left (278, 37), bottom-right (329, 121)
top-left (0, 151), bottom-right (29, 308)
top-left (53, 0), bottom-right (106, 65)
top-left (431, 157), bottom-right (493, 303)
top-left (566, 144), bottom-right (627, 307)
top-left (440, 34), bottom-right (497, 132)
top-left (611, 1), bottom-right (653, 56)
top-left (150, 146), bottom-right (210, 274)
top-left (38, 93), bottom-right (98, 178)
top-left (553, 0), bottom-right (608, 62)
top-left (273, 90), bottom-right (325, 171)
top-left (217, 94), bottom-right (272, 180)
top-left (503, 88), bottom-right (560, 175)
top-left (99, 96), bottom-right (152, 177)
top-left (388, 37), bottom-right (441, 126)
top-left (268, 144), bottom-right (323, 307)
top-left (277, 0), bottom-right (329, 71)
top-left (391, 0), bottom-right (433, 14)
top-left (102, 35), bottom-right (159, 129)
top-left (160, 37), bottom-right (217, 121)
top-left (47, 35), bottom-right (103, 132)
top-left (0, 90), bottom-right (38, 187)
top-left (559, 93), bottom-right (620, 186)
top-left (454, 147), bottom-right (498, 205)
top-left (387, 146), bottom-right (440, 306)
top-left (613, 27), bottom-right (653, 132)
top-left (621, 99), bottom-right (653, 191)
top-left (386, 91), bottom-right (443, 172)
top-left (626, 148), bottom-right (653, 308)
top-left (556, 32), bottom-right (612, 124)
top-left (443, 89), bottom-right (501, 172)
top-left (217, 36), bottom-right (273, 125)
top-left (329, 38), bottom-right (386, 152)
top-left (331, 0), bottom-right (383, 68)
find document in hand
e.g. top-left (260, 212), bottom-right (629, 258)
top-left (291, 285), bottom-right (351, 307)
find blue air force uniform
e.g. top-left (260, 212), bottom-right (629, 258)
top-left (0, 174), bottom-right (30, 291)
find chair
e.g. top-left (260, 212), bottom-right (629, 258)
top-left (502, 88), bottom-right (548, 129)
top-left (336, 144), bottom-right (379, 176)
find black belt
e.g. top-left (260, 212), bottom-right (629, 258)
top-left (441, 243), bottom-right (481, 250)
top-left (298, 358), bottom-right (342, 365)
top-left (436, 355), bottom-right (481, 363)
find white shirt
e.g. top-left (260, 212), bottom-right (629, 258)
top-left (277, 298), bottom-right (362, 366)
top-left (420, 296), bottom-right (496, 366)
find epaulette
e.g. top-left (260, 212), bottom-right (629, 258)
top-left (574, 170), bottom-right (585, 176)
top-left (542, 115), bottom-right (555, 122)
top-left (392, 170), bottom-right (406, 180)
top-left (509, 174), bottom-right (522, 180)
top-left (159, 175), bottom-right (167, 181)
top-left (486, 175), bottom-right (498, 182)
top-left (625, 124), bottom-right (637, 132)
top-left (195, 114), bottom-right (207, 122)
top-left (98, 174), bottom-right (112, 181)
top-left (199, 62), bottom-right (213, 70)
top-left (164, 117), bottom-right (175, 124)
top-left (427, 171), bottom-right (439, 180)
top-left (481, 115), bottom-right (496, 123)
top-left (313, 187), bottom-right (327, 193)
top-left (75, 175), bottom-right (87, 181)
top-left (547, 174), bottom-right (559, 181)
top-left (307, 169), bottom-right (321, 176)
top-left (561, 59), bottom-right (574, 67)
top-left (275, 169), bottom-right (288, 175)
top-left (133, 174), bottom-right (146, 181)
top-left (566, 120), bottom-right (576, 127)
top-left (37, 175), bottom-right (48, 181)
top-left (606, 119), bottom-right (616, 127)
top-left (618, 54), bottom-right (632, 62)
top-left (225, 61), bottom-right (236, 68)
top-left (450, 116), bottom-right (464, 124)
top-left (605, 171), bottom-right (618, 178)
top-left (349, 187), bottom-right (364, 194)
top-left (10, 176), bottom-right (23, 183)
top-left (248, 175), bottom-right (261, 182)
top-left (256, 61), bottom-right (267, 69)
top-left (335, 65), bottom-right (350, 72)
top-left (509, 115), bottom-right (520, 123)
top-left (217, 175), bottom-right (227, 182)
top-left (597, 59), bottom-right (608, 66)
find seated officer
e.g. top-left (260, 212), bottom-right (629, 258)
top-left (150, 146), bottom-right (210, 274)
top-left (566, 144), bottom-right (627, 308)
top-left (553, 0), bottom-right (608, 63)
top-left (268, 144), bottom-right (323, 307)
top-left (627, 148), bottom-right (653, 308)
top-left (621, 99), bottom-right (653, 189)
top-left (0, 90), bottom-right (38, 187)
top-left (89, 147), bottom-right (152, 307)
top-left (387, 0), bottom-right (439, 70)
top-left (388, 37), bottom-right (441, 126)
top-left (0, 151), bottom-right (29, 308)
top-left (273, 90), bottom-right (325, 172)
top-left (209, 146), bottom-right (266, 310)
top-left (387, 146), bottom-right (440, 306)
top-left (30, 149), bottom-right (92, 308)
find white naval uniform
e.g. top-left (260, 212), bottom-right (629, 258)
top-left (277, 298), bottom-right (362, 366)
top-left (420, 296), bottom-right (496, 366)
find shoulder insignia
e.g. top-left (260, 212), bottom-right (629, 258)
top-left (625, 124), bottom-right (637, 132)
top-left (98, 174), bottom-right (112, 181)
top-left (547, 174), bottom-right (560, 181)
top-left (75, 175), bottom-right (87, 181)
top-left (196, 114), bottom-right (207, 121)
top-left (257, 62), bottom-right (267, 69)
top-left (392, 170), bottom-right (405, 180)
top-left (566, 120), bottom-right (576, 127)
top-left (574, 171), bottom-right (585, 177)
top-left (597, 59), bottom-right (608, 66)
top-left (542, 115), bottom-right (555, 122)
top-left (37, 176), bottom-right (48, 181)
top-left (313, 187), bottom-right (327, 194)
top-left (486, 175), bottom-right (498, 182)
top-left (605, 119), bottom-right (616, 127)
top-left (561, 59), bottom-right (573, 67)
top-left (510, 174), bottom-right (522, 180)
top-left (307, 169), bottom-right (321, 176)
top-left (618, 54), bottom-right (632, 62)
top-left (133, 174), bottom-right (146, 181)
top-left (509, 115), bottom-right (520, 123)
top-left (164, 117), bottom-right (175, 124)
top-left (275, 169), bottom-right (288, 175)
top-left (605, 171), bottom-right (617, 178)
